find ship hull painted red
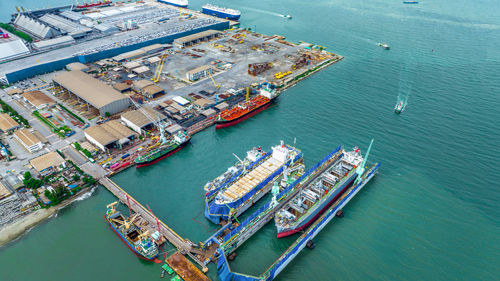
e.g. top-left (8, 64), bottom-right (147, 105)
top-left (215, 97), bottom-right (276, 129)
top-left (276, 178), bottom-right (355, 238)
top-left (105, 214), bottom-right (155, 262)
top-left (135, 140), bottom-right (189, 168)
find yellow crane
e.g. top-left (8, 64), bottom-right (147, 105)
top-left (208, 72), bottom-right (220, 89)
top-left (151, 55), bottom-right (167, 83)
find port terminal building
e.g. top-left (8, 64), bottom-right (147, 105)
top-left (84, 120), bottom-right (137, 152)
top-left (53, 70), bottom-right (130, 116)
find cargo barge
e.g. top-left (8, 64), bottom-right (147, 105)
top-left (205, 141), bottom-right (302, 224)
top-left (105, 202), bottom-right (159, 261)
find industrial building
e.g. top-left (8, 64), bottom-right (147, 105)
top-left (0, 38), bottom-right (30, 62)
top-left (53, 70), bottom-right (131, 116)
top-left (0, 181), bottom-right (12, 200)
top-left (13, 129), bottom-right (43, 153)
top-left (13, 14), bottom-right (61, 39)
top-left (29, 151), bottom-right (66, 176)
top-left (21, 91), bottom-right (55, 109)
top-left (32, 36), bottom-right (75, 51)
top-left (186, 65), bottom-right (214, 81)
top-left (113, 43), bottom-right (166, 62)
top-left (121, 108), bottom-right (167, 134)
top-left (84, 120), bottom-right (137, 152)
top-left (0, 113), bottom-right (20, 133)
top-left (38, 14), bottom-right (92, 38)
top-left (113, 82), bottom-right (132, 93)
top-left (173, 30), bottom-right (222, 48)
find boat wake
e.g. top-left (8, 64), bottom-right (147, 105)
top-left (240, 6), bottom-right (285, 18)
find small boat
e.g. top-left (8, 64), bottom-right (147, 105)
top-left (403, 1), bottom-right (419, 4)
top-left (378, 42), bottom-right (390, 50)
top-left (394, 100), bottom-right (405, 114)
top-left (282, 14), bottom-right (292, 19)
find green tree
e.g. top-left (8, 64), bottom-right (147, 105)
top-left (72, 174), bottom-right (80, 181)
top-left (105, 112), bottom-right (111, 117)
top-left (24, 171), bottom-right (32, 181)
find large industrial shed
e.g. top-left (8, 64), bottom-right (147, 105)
top-left (53, 70), bottom-right (130, 116)
top-left (121, 108), bottom-right (167, 134)
top-left (84, 120), bottom-right (137, 152)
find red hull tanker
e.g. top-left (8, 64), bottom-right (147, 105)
top-left (215, 88), bottom-right (277, 129)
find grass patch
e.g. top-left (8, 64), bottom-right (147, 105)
top-left (0, 22), bottom-right (33, 42)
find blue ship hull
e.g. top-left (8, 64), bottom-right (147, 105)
top-left (158, 0), bottom-right (188, 8)
top-left (202, 8), bottom-right (241, 20)
top-left (205, 151), bottom-right (302, 224)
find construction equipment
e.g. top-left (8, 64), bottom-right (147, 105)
top-left (208, 72), bottom-right (220, 89)
top-left (275, 70), bottom-right (292, 79)
top-left (239, 32), bottom-right (246, 44)
top-left (151, 54), bottom-right (167, 83)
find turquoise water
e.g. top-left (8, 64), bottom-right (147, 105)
top-left (1, 0), bottom-right (500, 280)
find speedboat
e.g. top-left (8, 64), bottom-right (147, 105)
top-left (394, 101), bottom-right (405, 114)
top-left (282, 14), bottom-right (292, 19)
top-left (378, 43), bottom-right (390, 50)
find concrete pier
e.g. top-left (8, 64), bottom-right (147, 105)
top-left (98, 177), bottom-right (208, 272)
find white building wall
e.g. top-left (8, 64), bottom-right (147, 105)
top-left (120, 116), bottom-right (142, 134)
top-left (84, 132), bottom-right (106, 152)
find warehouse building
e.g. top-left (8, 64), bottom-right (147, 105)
top-left (21, 91), bottom-right (55, 109)
top-left (0, 39), bottom-right (30, 62)
top-left (186, 65), bottom-right (213, 81)
top-left (53, 70), bottom-right (130, 116)
top-left (121, 108), bottom-right (167, 134)
top-left (173, 30), bottom-right (222, 48)
top-left (32, 36), bottom-right (75, 51)
top-left (84, 120), bottom-right (137, 152)
top-left (0, 113), bottom-right (20, 133)
top-left (13, 14), bottom-right (61, 39)
top-left (14, 129), bottom-right (43, 153)
top-left (29, 151), bottom-right (66, 176)
top-left (39, 14), bottom-right (92, 38)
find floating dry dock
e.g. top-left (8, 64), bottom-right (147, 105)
top-left (214, 145), bottom-right (380, 280)
top-left (166, 252), bottom-right (210, 281)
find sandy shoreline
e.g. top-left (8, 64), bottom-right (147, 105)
top-left (0, 208), bottom-right (56, 247)
top-left (0, 187), bottom-right (96, 248)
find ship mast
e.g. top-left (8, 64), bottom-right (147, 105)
top-left (355, 139), bottom-right (374, 184)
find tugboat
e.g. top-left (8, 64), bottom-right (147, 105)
top-left (378, 42), bottom-right (390, 50)
top-left (394, 100), bottom-right (405, 114)
top-left (105, 202), bottom-right (159, 261)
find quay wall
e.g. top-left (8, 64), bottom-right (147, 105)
top-left (5, 21), bottom-right (230, 84)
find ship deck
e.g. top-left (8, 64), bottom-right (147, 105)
top-left (220, 157), bottom-right (283, 202)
